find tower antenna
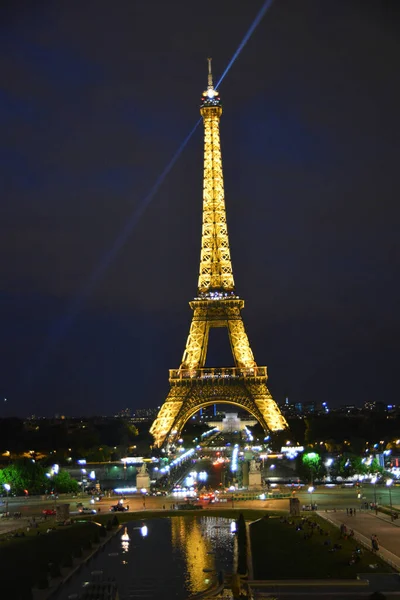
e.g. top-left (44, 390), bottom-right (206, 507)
top-left (207, 57), bottom-right (213, 90)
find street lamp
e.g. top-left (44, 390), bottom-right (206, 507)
top-left (386, 479), bottom-right (393, 521)
top-left (371, 476), bottom-right (378, 515)
top-left (3, 484), bottom-right (10, 515)
top-left (308, 486), bottom-right (314, 510)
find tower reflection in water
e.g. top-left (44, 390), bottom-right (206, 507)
top-left (121, 527), bottom-right (130, 565)
top-left (171, 516), bottom-right (235, 594)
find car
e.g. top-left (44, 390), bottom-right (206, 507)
top-left (110, 504), bottom-right (129, 512)
top-left (42, 509), bottom-right (56, 516)
top-left (79, 507), bottom-right (97, 514)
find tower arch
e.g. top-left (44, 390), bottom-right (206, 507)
top-left (166, 399), bottom-right (267, 447)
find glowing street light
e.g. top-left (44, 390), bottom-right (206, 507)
top-left (308, 486), bottom-right (315, 510)
top-left (386, 479), bottom-right (394, 521)
top-left (3, 483), bottom-right (10, 513)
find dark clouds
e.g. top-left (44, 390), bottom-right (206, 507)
top-left (1, 0), bottom-right (399, 416)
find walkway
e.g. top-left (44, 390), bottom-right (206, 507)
top-left (319, 509), bottom-right (400, 570)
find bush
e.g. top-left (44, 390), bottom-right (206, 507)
top-left (49, 562), bottom-right (61, 578)
top-left (62, 554), bottom-right (74, 568)
top-left (236, 513), bottom-right (247, 576)
top-left (82, 538), bottom-right (92, 550)
top-left (8, 584), bottom-right (33, 600)
top-left (35, 573), bottom-right (49, 590)
top-left (99, 525), bottom-right (107, 537)
top-left (92, 530), bottom-right (100, 544)
top-left (111, 515), bottom-right (119, 528)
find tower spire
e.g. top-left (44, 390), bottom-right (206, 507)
top-left (198, 59), bottom-right (234, 294)
top-left (207, 57), bottom-right (213, 91)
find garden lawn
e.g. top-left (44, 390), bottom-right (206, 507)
top-left (250, 515), bottom-right (393, 579)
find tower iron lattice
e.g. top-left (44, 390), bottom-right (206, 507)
top-left (150, 59), bottom-right (287, 448)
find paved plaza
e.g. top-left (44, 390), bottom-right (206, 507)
top-left (319, 509), bottom-right (400, 570)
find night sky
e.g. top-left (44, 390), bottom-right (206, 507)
top-left (1, 0), bottom-right (400, 417)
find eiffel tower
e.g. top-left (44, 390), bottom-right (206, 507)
top-left (150, 60), bottom-right (287, 448)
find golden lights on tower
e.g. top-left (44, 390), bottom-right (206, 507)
top-left (149, 60), bottom-right (288, 448)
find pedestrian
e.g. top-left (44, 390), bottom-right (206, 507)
top-left (354, 508), bottom-right (356, 516)
top-left (349, 508), bottom-right (353, 517)
top-left (346, 508), bottom-right (349, 515)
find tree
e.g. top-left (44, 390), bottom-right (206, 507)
top-left (0, 459), bottom-right (47, 495)
top-left (52, 471), bottom-right (79, 494)
top-left (296, 452), bottom-right (326, 482)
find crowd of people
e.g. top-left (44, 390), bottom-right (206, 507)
top-left (278, 515), bottom-right (368, 567)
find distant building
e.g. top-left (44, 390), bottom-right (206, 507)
top-left (115, 408), bottom-right (131, 418)
top-left (363, 401), bottom-right (394, 415)
top-left (131, 407), bottom-right (159, 422)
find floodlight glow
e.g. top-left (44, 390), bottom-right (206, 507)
top-left (114, 487), bottom-right (137, 493)
top-left (325, 459), bottom-right (333, 467)
top-left (306, 452), bottom-right (317, 459)
top-left (230, 521), bottom-right (237, 533)
top-left (231, 444), bottom-right (239, 472)
top-left (216, 0), bottom-right (276, 88)
top-left (170, 448), bottom-right (195, 468)
top-left (386, 479), bottom-right (393, 487)
top-left (52, 464), bottom-right (59, 474)
top-left (121, 527), bottom-right (130, 542)
top-left (141, 525), bottom-right (148, 537)
top-left (308, 486), bottom-right (314, 493)
top-left (20, 2), bottom-right (278, 396)
top-left (3, 484), bottom-right (11, 492)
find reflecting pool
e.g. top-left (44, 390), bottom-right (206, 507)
top-left (56, 516), bottom-right (236, 599)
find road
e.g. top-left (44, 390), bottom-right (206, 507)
top-left (2, 484), bottom-right (398, 520)
top-left (294, 485), bottom-right (400, 511)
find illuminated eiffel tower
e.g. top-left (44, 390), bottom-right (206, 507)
top-left (150, 60), bottom-right (287, 448)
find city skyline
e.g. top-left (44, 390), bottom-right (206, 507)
top-left (1, 0), bottom-right (400, 416)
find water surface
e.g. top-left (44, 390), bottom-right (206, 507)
top-left (56, 516), bottom-right (235, 599)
